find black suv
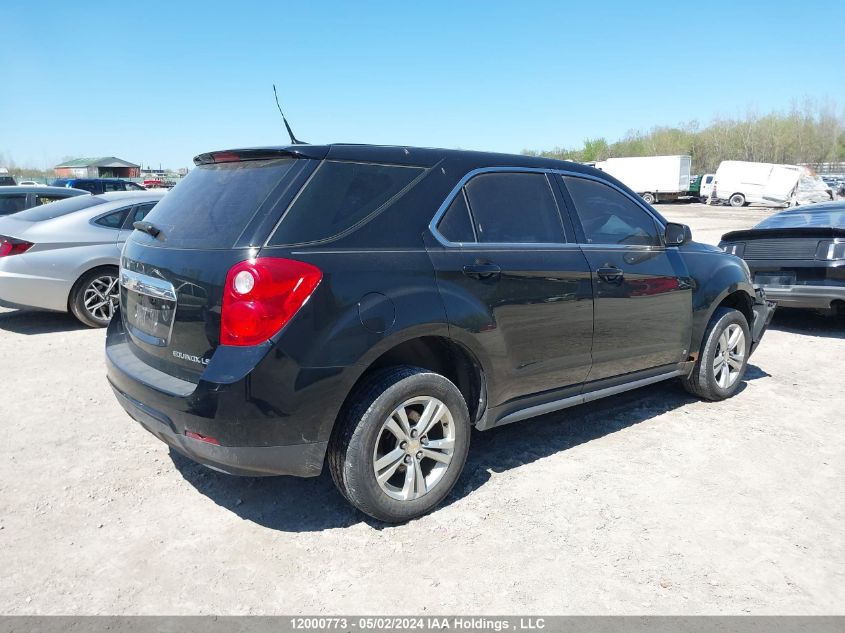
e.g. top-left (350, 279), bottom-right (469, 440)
top-left (106, 145), bottom-right (774, 522)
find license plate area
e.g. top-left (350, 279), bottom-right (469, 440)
top-left (754, 272), bottom-right (796, 288)
top-left (120, 269), bottom-right (177, 347)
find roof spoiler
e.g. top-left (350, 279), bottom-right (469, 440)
top-left (193, 146), bottom-right (329, 166)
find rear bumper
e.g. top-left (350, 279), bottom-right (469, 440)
top-left (105, 314), bottom-right (347, 478)
top-left (109, 381), bottom-right (326, 477)
top-left (757, 284), bottom-right (845, 311)
top-left (0, 266), bottom-right (71, 312)
top-left (750, 287), bottom-right (776, 354)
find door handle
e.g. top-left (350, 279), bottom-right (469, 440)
top-left (463, 263), bottom-right (501, 281)
top-left (597, 266), bottom-right (624, 283)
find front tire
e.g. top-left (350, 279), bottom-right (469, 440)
top-left (682, 307), bottom-right (751, 401)
top-left (328, 366), bottom-right (471, 523)
top-left (642, 192), bottom-right (656, 205)
top-left (69, 266), bottom-right (120, 328)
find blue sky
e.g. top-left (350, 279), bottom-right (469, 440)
top-left (1, 0), bottom-right (841, 170)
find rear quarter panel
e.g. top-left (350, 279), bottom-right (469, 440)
top-left (262, 244), bottom-right (451, 441)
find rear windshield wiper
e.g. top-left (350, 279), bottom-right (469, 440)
top-left (133, 221), bottom-right (161, 238)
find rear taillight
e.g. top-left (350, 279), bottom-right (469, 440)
top-left (220, 257), bottom-right (322, 346)
top-left (0, 237), bottom-right (33, 258)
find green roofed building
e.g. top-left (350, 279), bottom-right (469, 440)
top-left (54, 157), bottom-right (140, 179)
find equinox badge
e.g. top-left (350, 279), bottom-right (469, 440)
top-left (172, 350), bottom-right (209, 366)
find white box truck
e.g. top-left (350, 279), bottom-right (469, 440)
top-left (594, 155), bottom-right (692, 204)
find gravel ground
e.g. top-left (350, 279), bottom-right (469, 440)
top-left (0, 203), bottom-right (843, 615)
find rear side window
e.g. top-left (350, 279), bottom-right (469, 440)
top-left (464, 172), bottom-right (565, 244)
top-left (437, 192), bottom-right (475, 243)
top-left (129, 202), bottom-right (156, 225)
top-left (268, 161), bottom-right (424, 245)
top-left (103, 181), bottom-right (124, 192)
top-left (563, 176), bottom-right (661, 246)
top-left (95, 208), bottom-right (130, 229)
top-left (141, 158), bottom-right (298, 249)
top-left (0, 195), bottom-right (28, 215)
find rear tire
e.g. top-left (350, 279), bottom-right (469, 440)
top-left (729, 193), bottom-right (746, 207)
top-left (642, 192), bottom-right (656, 205)
top-left (682, 307), bottom-right (751, 401)
top-left (69, 266), bottom-right (120, 328)
top-left (328, 366), bottom-right (471, 523)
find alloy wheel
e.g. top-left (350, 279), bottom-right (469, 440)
top-left (372, 396), bottom-right (456, 501)
top-left (713, 323), bottom-right (745, 389)
top-left (83, 274), bottom-right (119, 322)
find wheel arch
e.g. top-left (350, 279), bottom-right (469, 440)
top-left (66, 262), bottom-right (120, 311)
top-left (715, 289), bottom-right (754, 326)
top-left (331, 334), bottom-right (487, 439)
top-left (691, 285), bottom-right (755, 359)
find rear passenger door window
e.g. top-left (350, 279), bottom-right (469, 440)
top-left (437, 191), bottom-right (476, 243)
top-left (562, 176), bottom-right (661, 246)
top-left (103, 181), bottom-right (124, 192)
top-left (464, 172), bottom-right (565, 244)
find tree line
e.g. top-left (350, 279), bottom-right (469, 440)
top-left (523, 101), bottom-right (845, 174)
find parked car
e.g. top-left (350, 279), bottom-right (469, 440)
top-left (720, 201), bottom-right (845, 314)
top-left (0, 190), bottom-right (165, 326)
top-left (51, 178), bottom-right (147, 195)
top-left (0, 185), bottom-right (89, 216)
top-left (18, 180), bottom-right (43, 186)
top-left (106, 144), bottom-right (774, 522)
top-left (0, 174), bottom-right (16, 186)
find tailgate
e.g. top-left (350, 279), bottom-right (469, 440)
top-left (120, 242), bottom-right (254, 382)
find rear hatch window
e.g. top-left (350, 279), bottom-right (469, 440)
top-left (140, 158), bottom-right (299, 249)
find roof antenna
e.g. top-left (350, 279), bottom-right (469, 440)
top-left (273, 84), bottom-right (305, 145)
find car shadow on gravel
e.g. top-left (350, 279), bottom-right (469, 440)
top-left (171, 371), bottom-right (768, 533)
top-left (0, 309), bottom-right (87, 334)
top-left (769, 308), bottom-right (845, 339)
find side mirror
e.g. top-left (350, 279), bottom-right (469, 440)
top-left (664, 222), bottom-right (692, 246)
